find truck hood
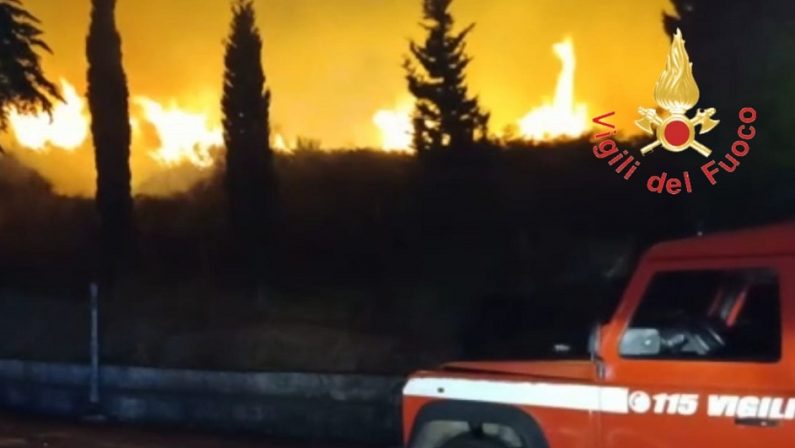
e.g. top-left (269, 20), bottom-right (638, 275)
top-left (440, 360), bottom-right (597, 382)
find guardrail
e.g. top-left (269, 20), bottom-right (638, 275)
top-left (0, 359), bottom-right (404, 444)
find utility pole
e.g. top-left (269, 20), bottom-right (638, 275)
top-left (89, 282), bottom-right (100, 408)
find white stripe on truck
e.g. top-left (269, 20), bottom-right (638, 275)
top-left (403, 377), bottom-right (630, 414)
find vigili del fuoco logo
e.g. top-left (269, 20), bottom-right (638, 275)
top-left (591, 29), bottom-right (757, 195)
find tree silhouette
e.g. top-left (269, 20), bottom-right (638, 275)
top-left (86, 0), bottom-right (133, 262)
top-left (0, 0), bottom-right (61, 153)
top-left (222, 0), bottom-right (276, 284)
top-left (405, 0), bottom-right (489, 152)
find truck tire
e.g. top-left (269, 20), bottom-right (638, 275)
top-left (440, 433), bottom-right (510, 448)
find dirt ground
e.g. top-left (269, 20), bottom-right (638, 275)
top-left (0, 412), bottom-right (388, 448)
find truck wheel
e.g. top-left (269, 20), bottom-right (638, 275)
top-left (440, 433), bottom-right (510, 448)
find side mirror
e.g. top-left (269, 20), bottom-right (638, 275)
top-left (588, 323), bottom-right (601, 359)
top-left (588, 322), bottom-right (612, 359)
top-left (619, 328), bottom-right (662, 357)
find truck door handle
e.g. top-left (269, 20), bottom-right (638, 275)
top-left (735, 417), bottom-right (779, 428)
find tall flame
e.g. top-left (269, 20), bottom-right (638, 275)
top-left (9, 79), bottom-right (89, 151)
top-left (518, 38), bottom-right (589, 141)
top-left (135, 97), bottom-right (223, 168)
top-left (654, 28), bottom-right (699, 114)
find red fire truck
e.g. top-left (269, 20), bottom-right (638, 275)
top-left (403, 223), bottom-right (795, 447)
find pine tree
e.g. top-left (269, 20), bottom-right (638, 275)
top-left (222, 0), bottom-right (275, 276)
top-left (0, 0), bottom-right (61, 152)
top-left (405, 0), bottom-right (489, 152)
top-left (86, 0), bottom-right (133, 256)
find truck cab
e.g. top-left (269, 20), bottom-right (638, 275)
top-left (403, 223), bottom-right (795, 447)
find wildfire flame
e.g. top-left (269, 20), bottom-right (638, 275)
top-left (518, 38), bottom-right (588, 141)
top-left (9, 79), bottom-right (225, 169)
top-left (654, 28), bottom-right (699, 114)
top-left (373, 99), bottom-right (414, 152)
top-left (135, 97), bottom-right (223, 168)
top-left (8, 79), bottom-right (89, 151)
top-left (272, 134), bottom-right (293, 153)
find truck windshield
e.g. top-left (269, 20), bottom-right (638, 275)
top-left (620, 268), bottom-right (781, 362)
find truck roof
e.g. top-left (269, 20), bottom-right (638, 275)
top-left (647, 221), bottom-right (795, 260)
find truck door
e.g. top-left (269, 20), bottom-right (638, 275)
top-left (599, 258), bottom-right (795, 447)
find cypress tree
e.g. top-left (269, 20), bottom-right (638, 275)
top-left (222, 0), bottom-right (275, 280)
top-left (404, 0), bottom-right (489, 152)
top-left (86, 0), bottom-right (133, 257)
top-left (0, 0), bottom-right (61, 152)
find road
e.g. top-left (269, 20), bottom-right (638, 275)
top-left (0, 412), bottom-right (382, 448)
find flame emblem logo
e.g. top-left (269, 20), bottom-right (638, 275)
top-left (636, 29), bottom-right (719, 157)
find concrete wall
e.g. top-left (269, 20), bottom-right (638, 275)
top-left (0, 359), bottom-right (404, 444)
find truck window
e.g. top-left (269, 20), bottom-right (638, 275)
top-left (620, 268), bottom-right (781, 362)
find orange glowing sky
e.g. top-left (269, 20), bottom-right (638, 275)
top-left (4, 0), bottom-right (674, 196)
